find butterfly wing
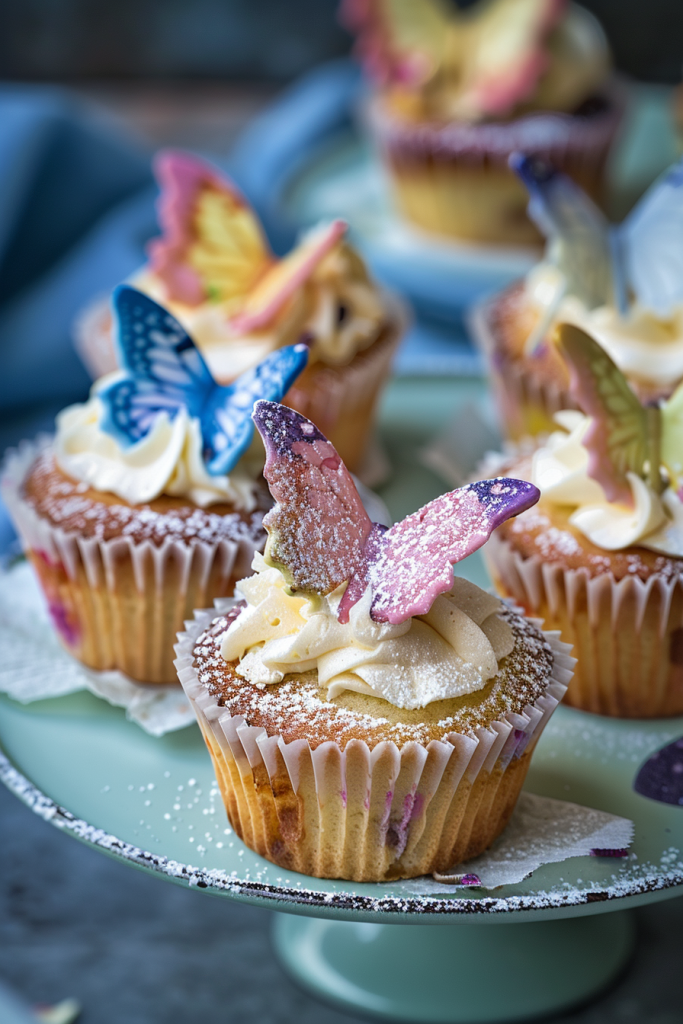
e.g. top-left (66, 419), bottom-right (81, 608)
top-left (341, 0), bottom-right (450, 85)
top-left (367, 479), bottom-right (539, 624)
top-left (661, 379), bottom-right (683, 493)
top-left (457, 0), bottom-right (563, 118)
top-left (147, 150), bottom-right (272, 307)
top-left (99, 286), bottom-right (214, 447)
top-left (510, 154), bottom-right (612, 321)
top-left (252, 400), bottom-right (374, 599)
top-left (619, 159), bottom-right (683, 318)
top-left (228, 220), bottom-right (347, 334)
top-left (557, 323), bottom-right (649, 505)
top-left (203, 345), bottom-right (310, 476)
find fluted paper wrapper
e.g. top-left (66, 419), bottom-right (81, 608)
top-left (175, 602), bottom-right (573, 882)
top-left (1, 439), bottom-right (262, 685)
top-left (284, 300), bottom-right (404, 476)
top-left (469, 298), bottom-right (575, 442)
top-left (366, 89), bottom-right (624, 246)
top-left (485, 531), bottom-right (683, 718)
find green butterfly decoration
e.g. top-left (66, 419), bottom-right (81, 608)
top-left (557, 323), bottom-right (683, 505)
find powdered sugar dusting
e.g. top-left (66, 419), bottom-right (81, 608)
top-left (255, 403), bottom-right (539, 626)
top-left (23, 449), bottom-right (268, 547)
top-left (195, 604), bottom-right (554, 749)
top-left (368, 479), bottom-right (540, 624)
top-left (2, 749), bottom-right (681, 916)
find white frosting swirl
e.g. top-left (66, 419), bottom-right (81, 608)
top-left (220, 554), bottom-right (514, 710)
top-left (526, 264), bottom-right (683, 390)
top-left (531, 410), bottom-right (683, 555)
top-left (55, 378), bottom-right (261, 509)
top-left (131, 240), bottom-right (384, 378)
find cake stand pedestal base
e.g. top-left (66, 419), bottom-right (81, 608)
top-left (272, 910), bottom-right (635, 1023)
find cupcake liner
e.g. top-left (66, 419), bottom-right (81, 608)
top-left (366, 85), bottom-right (625, 245)
top-left (1, 439), bottom-right (263, 685)
top-left (485, 530), bottom-right (683, 718)
top-left (469, 296), bottom-right (575, 442)
top-left (285, 302), bottom-right (405, 473)
top-left (175, 601), bottom-right (573, 882)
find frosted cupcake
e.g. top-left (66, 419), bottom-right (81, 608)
top-left (485, 322), bottom-right (683, 718)
top-left (73, 151), bottom-right (404, 473)
top-left (342, 0), bottom-right (622, 245)
top-left (175, 401), bottom-right (573, 881)
top-left (2, 287), bottom-right (309, 685)
top-left (474, 154), bottom-right (683, 441)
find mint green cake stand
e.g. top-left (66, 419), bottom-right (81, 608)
top-left (2, 378), bottom-right (683, 1023)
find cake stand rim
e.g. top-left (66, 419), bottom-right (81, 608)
top-left (3, 748), bottom-right (682, 923)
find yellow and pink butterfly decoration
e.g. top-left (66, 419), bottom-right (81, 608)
top-left (147, 150), bottom-right (347, 333)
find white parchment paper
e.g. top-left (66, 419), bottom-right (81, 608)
top-left (0, 560), bottom-right (194, 736)
top-left (406, 792), bottom-right (633, 891)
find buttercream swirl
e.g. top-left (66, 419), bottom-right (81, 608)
top-left (531, 410), bottom-right (683, 555)
top-left (55, 377), bottom-right (262, 509)
top-left (220, 554), bottom-right (514, 710)
top-left (526, 264), bottom-right (683, 390)
top-left (131, 239), bottom-right (384, 379)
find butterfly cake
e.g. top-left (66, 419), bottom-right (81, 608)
top-left (483, 322), bottom-right (683, 717)
top-left (474, 155), bottom-right (683, 441)
top-left (175, 400), bottom-right (574, 881)
top-left (342, 0), bottom-right (622, 245)
top-left (1, 287), bottom-right (311, 685)
top-left (74, 151), bottom-right (404, 474)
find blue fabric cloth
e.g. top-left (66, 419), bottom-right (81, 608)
top-left (0, 85), bottom-right (155, 432)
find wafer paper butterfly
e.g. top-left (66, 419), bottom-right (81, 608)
top-left (341, 0), bottom-right (563, 117)
top-left (557, 322), bottom-right (683, 504)
top-left (147, 150), bottom-right (346, 330)
top-left (510, 154), bottom-right (683, 351)
top-left (252, 400), bottom-right (539, 625)
top-left (98, 286), bottom-right (309, 476)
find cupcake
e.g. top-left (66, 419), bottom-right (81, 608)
top-left (1, 286), bottom-right (310, 685)
top-left (473, 154), bottom-right (683, 441)
top-left (175, 400), bottom-right (573, 881)
top-left (484, 321), bottom-right (683, 718)
top-left (342, 0), bottom-right (622, 245)
top-left (73, 150), bottom-right (405, 474)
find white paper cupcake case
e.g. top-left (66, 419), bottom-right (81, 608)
top-left (484, 530), bottom-right (683, 717)
top-left (175, 600), bottom-right (574, 882)
top-left (1, 438), bottom-right (263, 685)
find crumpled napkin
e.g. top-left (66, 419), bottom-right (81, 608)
top-left (403, 792), bottom-right (634, 891)
top-left (0, 560), bottom-right (194, 736)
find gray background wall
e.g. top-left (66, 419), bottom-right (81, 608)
top-left (1, 0), bottom-right (682, 84)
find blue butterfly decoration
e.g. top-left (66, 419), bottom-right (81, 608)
top-left (98, 286), bottom-right (310, 476)
top-left (510, 153), bottom-right (683, 320)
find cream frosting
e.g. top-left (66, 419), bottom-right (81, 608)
top-left (220, 554), bottom-right (514, 710)
top-left (525, 264), bottom-right (683, 389)
top-left (55, 378), bottom-right (262, 509)
top-left (130, 239), bottom-right (384, 379)
top-left (531, 410), bottom-right (683, 555)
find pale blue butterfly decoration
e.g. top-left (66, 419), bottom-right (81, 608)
top-left (510, 153), bottom-right (683, 346)
top-left (98, 285), bottom-right (309, 476)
